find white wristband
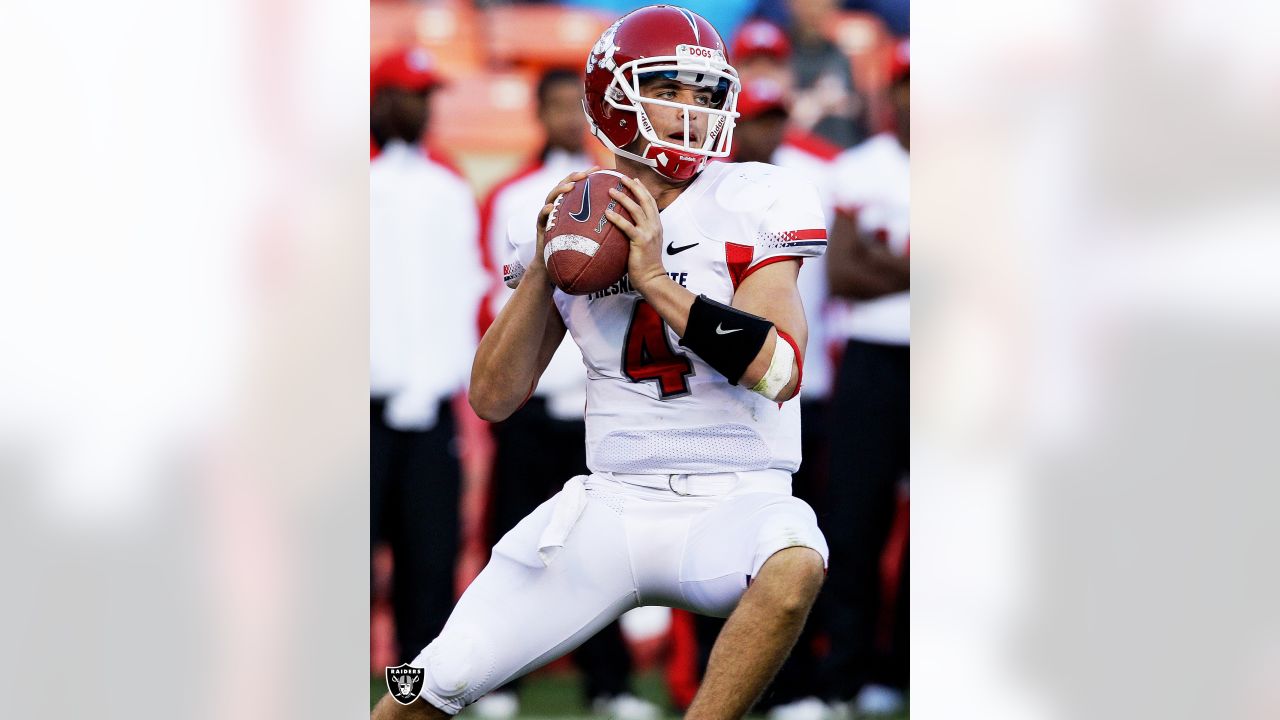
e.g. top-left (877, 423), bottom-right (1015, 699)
top-left (749, 335), bottom-right (795, 401)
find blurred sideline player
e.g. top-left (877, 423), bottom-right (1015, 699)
top-left (730, 19), bottom-right (846, 170)
top-left (370, 48), bottom-right (488, 665)
top-left (730, 19), bottom-right (794, 89)
top-left (779, 0), bottom-right (866, 149)
top-left (682, 77), bottom-right (840, 720)
top-left (472, 67), bottom-right (659, 720)
top-left (372, 5), bottom-right (830, 718)
top-left (822, 38), bottom-right (910, 716)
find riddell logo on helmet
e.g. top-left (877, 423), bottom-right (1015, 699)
top-left (676, 44), bottom-right (725, 63)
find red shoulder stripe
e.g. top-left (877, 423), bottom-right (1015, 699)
top-left (787, 228), bottom-right (827, 240)
top-left (741, 255), bottom-right (803, 283)
top-left (725, 242), bottom-right (754, 290)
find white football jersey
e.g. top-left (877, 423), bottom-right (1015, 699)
top-left (829, 132), bottom-right (910, 346)
top-left (506, 161), bottom-right (827, 474)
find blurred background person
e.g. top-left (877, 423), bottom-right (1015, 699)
top-left (822, 38), bottom-right (910, 716)
top-left (729, 20), bottom-right (843, 192)
top-left (731, 18), bottom-right (795, 89)
top-left (369, 47), bottom-right (487, 666)
top-left (778, 0), bottom-right (867, 149)
top-left (472, 66), bottom-right (660, 720)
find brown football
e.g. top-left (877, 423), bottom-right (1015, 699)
top-left (543, 169), bottom-right (633, 295)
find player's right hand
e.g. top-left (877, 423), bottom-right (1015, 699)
top-left (534, 168), bottom-right (598, 273)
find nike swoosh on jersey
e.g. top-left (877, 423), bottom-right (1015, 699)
top-left (715, 324), bottom-right (742, 335)
top-left (568, 178), bottom-right (592, 222)
top-left (666, 241), bottom-right (699, 255)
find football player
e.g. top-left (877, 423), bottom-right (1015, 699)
top-left (372, 6), bottom-right (830, 719)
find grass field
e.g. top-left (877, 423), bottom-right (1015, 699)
top-left (370, 670), bottom-right (908, 719)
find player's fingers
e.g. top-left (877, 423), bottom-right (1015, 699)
top-left (543, 181), bottom-right (575, 207)
top-left (607, 187), bottom-right (644, 224)
top-left (544, 177), bottom-right (580, 205)
top-left (555, 167), bottom-right (598, 191)
top-left (604, 208), bottom-right (639, 241)
top-left (622, 176), bottom-right (659, 215)
top-left (559, 166), bottom-right (596, 183)
top-left (616, 183), bottom-right (653, 225)
top-left (542, 167), bottom-right (599, 206)
top-left (562, 167), bottom-right (597, 186)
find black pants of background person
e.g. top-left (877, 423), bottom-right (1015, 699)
top-left (487, 397), bottom-right (633, 703)
top-left (371, 397), bottom-right (460, 666)
top-left (821, 340), bottom-right (910, 699)
top-left (694, 399), bottom-right (832, 709)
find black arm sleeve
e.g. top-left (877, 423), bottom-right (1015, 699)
top-left (678, 294), bottom-right (773, 385)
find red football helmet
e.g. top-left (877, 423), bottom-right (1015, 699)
top-left (583, 5), bottom-right (741, 181)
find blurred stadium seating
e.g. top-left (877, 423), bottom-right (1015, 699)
top-left (371, 0), bottom-right (484, 77)
top-left (372, 1), bottom-right (617, 192)
top-left (431, 68), bottom-right (539, 150)
top-left (485, 5), bottom-right (613, 71)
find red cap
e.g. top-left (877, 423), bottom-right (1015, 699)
top-left (887, 38), bottom-right (910, 83)
top-left (736, 77), bottom-right (789, 121)
top-left (732, 20), bottom-right (791, 63)
top-left (371, 47), bottom-right (444, 97)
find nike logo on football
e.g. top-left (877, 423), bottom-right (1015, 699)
top-left (715, 324), bottom-right (742, 335)
top-left (666, 241), bottom-right (699, 255)
top-left (569, 178), bottom-right (592, 222)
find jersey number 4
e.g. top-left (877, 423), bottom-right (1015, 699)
top-left (622, 299), bottom-right (693, 399)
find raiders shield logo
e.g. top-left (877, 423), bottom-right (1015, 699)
top-left (385, 663), bottom-right (425, 705)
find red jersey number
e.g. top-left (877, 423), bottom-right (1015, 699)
top-left (622, 299), bottom-right (693, 399)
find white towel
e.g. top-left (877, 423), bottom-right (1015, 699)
top-left (536, 475), bottom-right (589, 566)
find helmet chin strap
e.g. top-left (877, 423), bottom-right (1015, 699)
top-left (640, 142), bottom-right (705, 182)
top-left (586, 106), bottom-right (713, 182)
top-left (593, 131), bottom-right (706, 182)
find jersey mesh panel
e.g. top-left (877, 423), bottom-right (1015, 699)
top-left (595, 424), bottom-right (771, 473)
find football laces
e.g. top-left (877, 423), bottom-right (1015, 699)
top-left (545, 193), bottom-right (565, 231)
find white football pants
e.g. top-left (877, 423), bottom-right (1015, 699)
top-left (410, 468), bottom-right (828, 714)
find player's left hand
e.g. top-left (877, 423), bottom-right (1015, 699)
top-left (605, 177), bottom-right (666, 290)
